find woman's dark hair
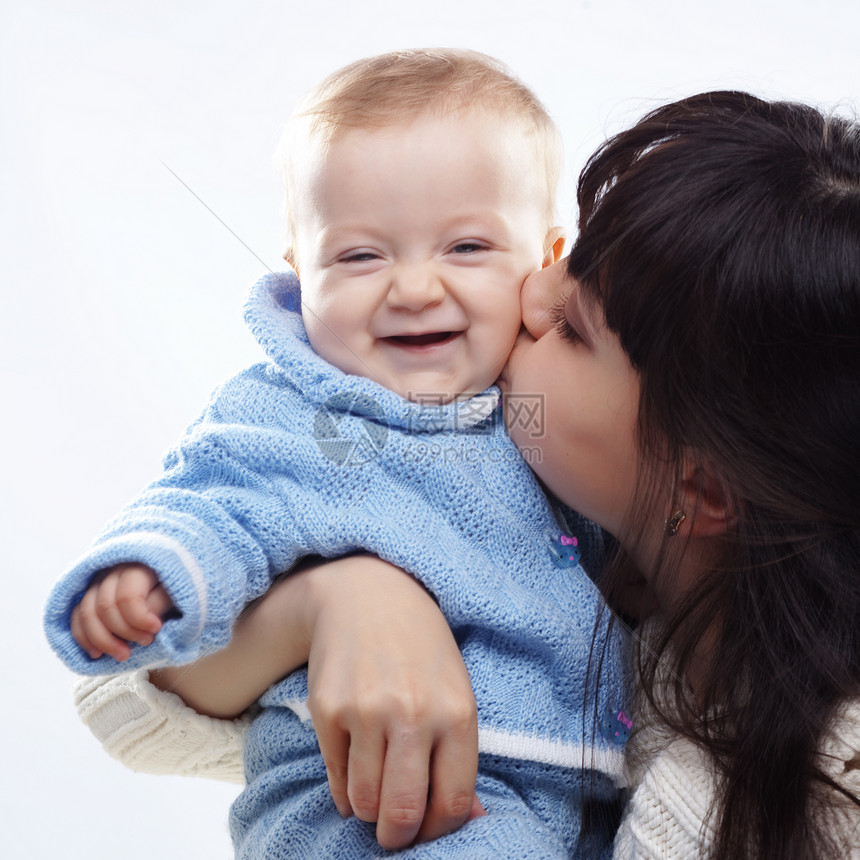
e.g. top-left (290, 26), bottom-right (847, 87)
top-left (571, 91), bottom-right (860, 858)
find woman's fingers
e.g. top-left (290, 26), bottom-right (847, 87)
top-left (315, 725), bottom-right (353, 818)
top-left (414, 702), bottom-right (479, 844)
top-left (316, 721), bottom-right (482, 852)
top-left (347, 724), bottom-right (389, 825)
top-left (374, 724), bottom-right (430, 849)
top-left (311, 693), bottom-right (434, 849)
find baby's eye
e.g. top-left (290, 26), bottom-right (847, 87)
top-left (450, 242), bottom-right (487, 254)
top-left (550, 300), bottom-right (582, 345)
top-left (340, 251), bottom-right (380, 263)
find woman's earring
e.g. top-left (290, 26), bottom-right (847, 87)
top-left (664, 510), bottom-right (686, 537)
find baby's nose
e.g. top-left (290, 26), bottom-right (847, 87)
top-left (386, 268), bottom-right (445, 310)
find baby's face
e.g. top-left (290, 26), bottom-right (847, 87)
top-left (291, 111), bottom-right (556, 402)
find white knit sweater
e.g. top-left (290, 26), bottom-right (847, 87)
top-left (74, 673), bottom-right (249, 785)
top-left (74, 671), bottom-right (860, 857)
top-left (612, 691), bottom-right (860, 858)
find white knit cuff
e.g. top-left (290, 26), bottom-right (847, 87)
top-left (73, 671), bottom-right (249, 784)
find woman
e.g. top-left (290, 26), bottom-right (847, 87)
top-left (75, 91), bottom-right (860, 858)
top-left (508, 90), bottom-right (860, 858)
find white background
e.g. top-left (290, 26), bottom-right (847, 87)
top-left (2, 1), bottom-right (858, 856)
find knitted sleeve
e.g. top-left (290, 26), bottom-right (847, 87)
top-left (614, 677), bottom-right (860, 858)
top-left (44, 364), bottom-right (316, 674)
top-left (74, 671), bottom-right (248, 783)
top-left (818, 699), bottom-right (860, 855)
top-left (612, 620), bottom-right (718, 858)
top-left (612, 734), bottom-right (717, 859)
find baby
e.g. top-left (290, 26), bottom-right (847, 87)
top-left (46, 49), bottom-right (629, 858)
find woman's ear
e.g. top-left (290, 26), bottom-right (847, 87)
top-left (674, 457), bottom-right (737, 538)
top-left (542, 228), bottom-right (565, 268)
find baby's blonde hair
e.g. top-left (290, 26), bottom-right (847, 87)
top-left (278, 48), bottom-right (562, 263)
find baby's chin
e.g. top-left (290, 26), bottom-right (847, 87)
top-left (400, 388), bottom-right (488, 406)
top-left (387, 374), bottom-right (498, 406)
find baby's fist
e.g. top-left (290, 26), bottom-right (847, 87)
top-left (71, 564), bottom-right (173, 661)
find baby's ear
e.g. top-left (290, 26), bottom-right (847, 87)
top-left (542, 227), bottom-right (565, 268)
top-left (283, 247), bottom-right (300, 277)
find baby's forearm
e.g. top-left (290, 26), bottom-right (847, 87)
top-left (151, 568), bottom-right (315, 719)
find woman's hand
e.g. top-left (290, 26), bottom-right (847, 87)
top-left (303, 555), bottom-right (481, 850)
top-left (150, 554), bottom-right (482, 849)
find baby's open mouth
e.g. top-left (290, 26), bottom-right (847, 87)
top-left (387, 332), bottom-right (457, 346)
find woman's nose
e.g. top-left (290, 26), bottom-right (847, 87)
top-left (521, 259), bottom-right (569, 338)
top-left (386, 264), bottom-right (446, 311)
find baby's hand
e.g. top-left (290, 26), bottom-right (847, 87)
top-left (70, 563), bottom-right (174, 661)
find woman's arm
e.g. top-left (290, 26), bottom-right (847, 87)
top-left (151, 554), bottom-right (481, 849)
top-left (149, 561), bottom-right (318, 719)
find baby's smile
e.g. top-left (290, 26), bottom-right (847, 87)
top-left (385, 331), bottom-right (461, 348)
top-left (296, 109), bottom-right (552, 402)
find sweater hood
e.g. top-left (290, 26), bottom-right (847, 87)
top-left (242, 270), bottom-right (499, 433)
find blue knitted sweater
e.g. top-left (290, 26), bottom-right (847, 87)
top-left (45, 272), bottom-right (630, 858)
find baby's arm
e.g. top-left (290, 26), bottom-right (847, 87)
top-left (148, 555), bottom-right (481, 849)
top-left (46, 366), bottom-right (328, 675)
